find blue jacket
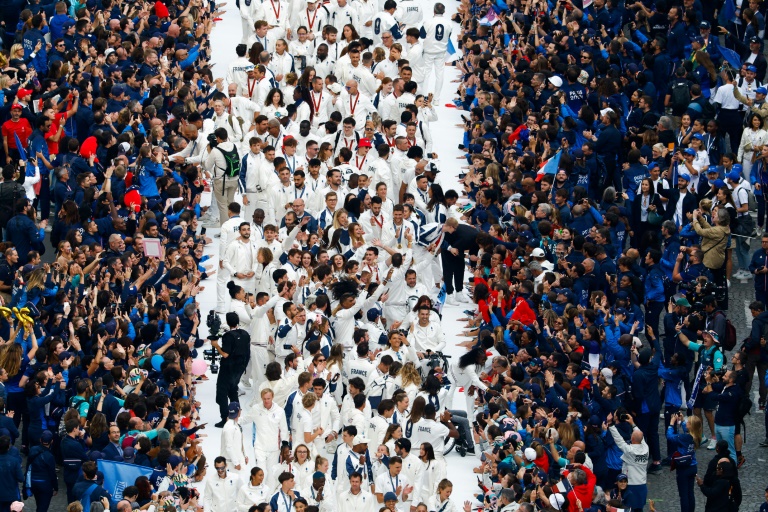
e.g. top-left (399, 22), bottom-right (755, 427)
top-left (134, 160), bottom-right (164, 198)
top-left (0, 452), bottom-right (22, 501)
top-left (749, 249), bottom-right (768, 292)
top-left (660, 235), bottom-right (681, 278)
top-left (666, 424), bottom-right (698, 466)
top-left (22, 28), bottom-right (48, 74)
top-left (645, 264), bottom-right (666, 303)
top-left (658, 362), bottom-right (686, 407)
top-left (632, 344), bottom-right (662, 413)
top-left (667, 21), bottom-right (688, 61)
top-left (28, 444), bottom-right (58, 491)
top-left (5, 214), bottom-right (45, 265)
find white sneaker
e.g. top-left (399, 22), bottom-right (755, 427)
top-left (457, 290), bottom-right (471, 303)
top-left (446, 294), bottom-right (459, 306)
top-left (707, 438), bottom-right (716, 450)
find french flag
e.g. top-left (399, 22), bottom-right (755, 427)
top-left (535, 150), bottom-right (562, 182)
top-left (479, 9), bottom-right (499, 26)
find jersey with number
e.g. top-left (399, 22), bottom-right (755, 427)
top-left (371, 11), bottom-right (400, 46)
top-left (420, 15), bottom-right (451, 54)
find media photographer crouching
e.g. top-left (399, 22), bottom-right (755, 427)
top-left (211, 312), bottom-right (251, 427)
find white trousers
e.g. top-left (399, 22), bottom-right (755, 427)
top-left (255, 448), bottom-right (281, 488)
top-left (216, 267), bottom-right (232, 314)
top-left (422, 52), bottom-right (446, 100)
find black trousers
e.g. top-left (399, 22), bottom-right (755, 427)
top-left (216, 359), bottom-right (246, 420)
top-left (441, 249), bottom-right (465, 295)
top-left (718, 109), bottom-right (744, 153)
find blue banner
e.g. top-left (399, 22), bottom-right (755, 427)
top-left (97, 460), bottom-right (153, 501)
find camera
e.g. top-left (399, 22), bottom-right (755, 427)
top-left (203, 347), bottom-right (219, 374)
top-left (207, 132), bottom-right (218, 148)
top-left (206, 310), bottom-right (222, 340)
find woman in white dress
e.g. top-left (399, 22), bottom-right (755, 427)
top-left (739, 112), bottom-right (768, 181)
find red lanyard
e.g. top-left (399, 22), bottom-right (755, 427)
top-left (311, 91), bottom-right (322, 112)
top-left (247, 78), bottom-right (256, 97)
top-left (355, 154), bottom-right (366, 170)
top-left (270, 0), bottom-right (281, 19)
top-left (344, 137), bottom-right (355, 150)
top-left (349, 93), bottom-right (359, 115)
top-left (306, 7), bottom-right (319, 30)
top-left (386, 135), bottom-right (395, 147)
top-left (407, 138), bottom-right (415, 147)
top-left (373, 214), bottom-right (383, 229)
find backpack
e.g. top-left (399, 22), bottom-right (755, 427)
top-left (716, 312), bottom-right (738, 351)
top-left (227, 114), bottom-right (245, 138)
top-left (214, 145), bottom-right (241, 178)
top-left (670, 81), bottom-right (691, 112)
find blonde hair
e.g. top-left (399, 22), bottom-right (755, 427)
top-left (699, 198), bottom-right (713, 214)
top-left (10, 44), bottom-right (23, 57)
top-left (685, 415), bottom-right (703, 448)
top-left (399, 362), bottom-right (422, 388)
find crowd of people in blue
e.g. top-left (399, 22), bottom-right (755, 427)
top-left (1, 0), bottom-right (768, 510)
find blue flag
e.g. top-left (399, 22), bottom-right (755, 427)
top-left (719, 0), bottom-right (736, 28)
top-left (14, 133), bottom-right (27, 161)
top-left (436, 284), bottom-right (446, 314)
top-left (97, 460), bottom-right (153, 501)
top-left (720, 46), bottom-right (741, 70)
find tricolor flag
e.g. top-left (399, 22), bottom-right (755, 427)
top-left (535, 150), bottom-right (562, 182)
top-left (479, 9), bottom-right (499, 26)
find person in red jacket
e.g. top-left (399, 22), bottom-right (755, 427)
top-left (1, 104), bottom-right (32, 164)
top-left (561, 463), bottom-right (597, 512)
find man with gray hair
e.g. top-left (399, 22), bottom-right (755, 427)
top-left (419, 3), bottom-right (452, 99)
top-left (498, 488), bottom-right (518, 511)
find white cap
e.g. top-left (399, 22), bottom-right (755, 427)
top-left (600, 108), bottom-right (615, 117)
top-left (531, 248), bottom-right (546, 258)
top-left (600, 367), bottom-right (613, 385)
top-left (328, 83), bottom-right (343, 94)
top-left (549, 493), bottom-right (566, 510)
top-left (548, 76), bottom-right (563, 87)
top-left (632, 336), bottom-right (643, 349)
top-left (524, 447), bottom-right (537, 461)
top-left (353, 435), bottom-right (370, 445)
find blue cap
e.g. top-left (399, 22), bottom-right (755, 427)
top-left (707, 165), bottom-right (719, 174)
top-left (683, 147), bottom-right (696, 156)
top-left (732, 163), bottom-right (743, 173)
top-left (727, 170), bottom-right (742, 182)
top-left (228, 402), bottom-right (241, 418)
top-left (648, 162), bottom-right (658, 169)
top-left (757, 87), bottom-right (768, 95)
top-left (40, 430), bottom-right (54, 443)
top-left (617, 474), bottom-right (629, 481)
top-left (383, 492), bottom-right (398, 502)
top-left (679, 172), bottom-right (692, 182)
top-left (691, 36), bottom-right (704, 45)
top-left (713, 179), bottom-right (726, 188)
top-left (528, 358), bottom-right (543, 367)
top-left (748, 65), bottom-right (758, 73)
top-left (693, 133), bottom-right (705, 140)
top-left (63, 19), bottom-right (75, 28)
top-left (313, 471), bottom-right (325, 479)
top-left (614, 307), bottom-right (628, 316)
top-left (700, 21), bottom-right (711, 29)
top-left (366, 308), bottom-right (381, 321)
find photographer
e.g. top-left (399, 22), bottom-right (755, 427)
top-left (212, 312), bottom-right (251, 428)
top-left (205, 127), bottom-right (241, 227)
top-left (699, 368), bottom-right (741, 463)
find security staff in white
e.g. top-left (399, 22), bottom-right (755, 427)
top-left (223, 222), bottom-right (258, 294)
top-left (419, 3), bottom-right (452, 99)
top-left (216, 203), bottom-right (244, 314)
top-left (338, 472), bottom-right (377, 512)
top-left (204, 456), bottom-right (241, 512)
top-left (221, 402), bottom-right (248, 475)
top-left (249, 388), bottom-right (290, 489)
top-left (205, 127), bottom-right (241, 228)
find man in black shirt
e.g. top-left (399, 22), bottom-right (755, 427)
top-left (213, 312), bottom-right (251, 427)
top-left (0, 247), bottom-right (19, 303)
top-left (441, 218), bottom-right (480, 305)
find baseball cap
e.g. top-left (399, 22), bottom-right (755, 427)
top-left (228, 402), bottom-right (241, 418)
top-left (104, 48), bottom-right (115, 57)
top-left (10, 103), bottom-right (23, 111)
top-left (548, 76), bottom-right (563, 87)
top-left (683, 147), bottom-right (696, 156)
top-left (707, 165), bottom-right (719, 174)
top-left (17, 88), bottom-right (32, 99)
top-left (123, 446), bottom-right (136, 462)
top-left (757, 87), bottom-right (768, 95)
top-left (678, 172), bottom-right (692, 182)
top-left (383, 492), bottom-right (398, 502)
top-left (748, 65), bottom-right (758, 73)
top-left (713, 179), bottom-right (726, 188)
top-left (691, 35), bottom-right (704, 45)
top-left (353, 435), bottom-right (370, 445)
top-left (600, 367), bottom-right (613, 384)
top-left (358, 138), bottom-right (372, 148)
top-left (549, 494), bottom-right (566, 510)
top-left (700, 20), bottom-right (711, 29)
top-left (675, 297), bottom-right (692, 307)
top-left (313, 471), bottom-right (325, 479)
top-left (704, 330), bottom-right (720, 342)
top-left (727, 170), bottom-right (742, 182)
top-left (750, 36), bottom-right (761, 44)
top-left (524, 447), bottom-right (537, 460)
top-left (531, 248), bottom-right (546, 258)
top-left (692, 133), bottom-right (705, 140)
top-left (600, 108), bottom-right (614, 117)
top-left (40, 430), bottom-right (54, 443)
top-left (617, 473), bottom-right (629, 481)
top-left (614, 307), bottom-right (627, 316)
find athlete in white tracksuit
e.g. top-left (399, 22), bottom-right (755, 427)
top-left (419, 5), bottom-right (452, 99)
top-left (247, 294), bottom-right (281, 389)
top-left (246, 389), bottom-right (290, 489)
top-left (217, 209), bottom-right (245, 314)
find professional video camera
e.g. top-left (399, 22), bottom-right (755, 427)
top-left (203, 311), bottom-right (223, 374)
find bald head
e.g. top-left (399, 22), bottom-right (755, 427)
top-left (631, 429), bottom-right (644, 444)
